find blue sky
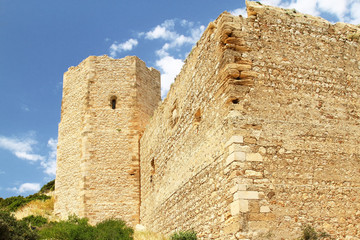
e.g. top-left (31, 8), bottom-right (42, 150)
top-left (0, 0), bottom-right (359, 198)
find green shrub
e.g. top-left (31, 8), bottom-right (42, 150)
top-left (0, 196), bottom-right (24, 211)
top-left (39, 179), bottom-right (55, 194)
top-left (38, 215), bottom-right (96, 240)
top-left (0, 210), bottom-right (38, 240)
top-left (299, 225), bottom-right (330, 240)
top-left (95, 219), bottom-right (133, 240)
top-left (22, 215), bottom-right (48, 228)
top-left (170, 230), bottom-right (197, 240)
top-left (38, 215), bottom-right (134, 240)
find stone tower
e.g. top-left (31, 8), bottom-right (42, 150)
top-left (54, 55), bottom-right (161, 225)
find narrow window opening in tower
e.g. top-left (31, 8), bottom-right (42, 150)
top-left (111, 99), bottom-right (116, 109)
top-left (110, 96), bottom-right (117, 109)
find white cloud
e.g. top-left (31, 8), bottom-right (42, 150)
top-left (145, 20), bottom-right (177, 40)
top-left (317, 0), bottom-right (348, 21)
top-left (0, 134), bottom-right (57, 176)
top-left (146, 19), bottom-right (205, 55)
top-left (350, 2), bottom-right (360, 24)
top-left (180, 19), bottom-right (194, 28)
top-left (21, 104), bottom-right (30, 112)
top-left (260, 0), bottom-right (282, 5)
top-left (10, 183), bottom-right (41, 194)
top-left (230, 7), bottom-right (248, 17)
top-left (41, 138), bottom-right (57, 176)
top-left (155, 56), bottom-right (184, 98)
top-left (146, 25), bottom-right (168, 39)
top-left (0, 135), bottom-right (44, 162)
top-left (143, 19), bottom-right (205, 98)
top-left (109, 38), bottom-right (138, 58)
top-left (287, 0), bottom-right (319, 16)
top-left (259, 0), bottom-right (360, 23)
top-left (15, 151), bottom-right (43, 161)
top-left (190, 25), bottom-right (206, 43)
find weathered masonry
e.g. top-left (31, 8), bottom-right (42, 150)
top-left (54, 56), bottom-right (160, 225)
top-left (55, 1), bottom-right (360, 239)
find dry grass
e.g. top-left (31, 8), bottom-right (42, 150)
top-left (134, 230), bottom-right (168, 240)
top-left (14, 196), bottom-right (58, 221)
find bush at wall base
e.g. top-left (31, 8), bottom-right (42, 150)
top-left (170, 230), bottom-right (197, 240)
top-left (298, 225), bottom-right (331, 240)
top-left (0, 210), bottom-right (38, 240)
top-left (38, 215), bottom-right (134, 240)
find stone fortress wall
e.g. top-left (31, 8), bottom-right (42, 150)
top-left (55, 1), bottom-right (360, 239)
top-left (140, 1), bottom-right (360, 239)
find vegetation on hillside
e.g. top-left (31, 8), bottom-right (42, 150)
top-left (0, 193), bottom-right (51, 212)
top-left (0, 180), bottom-right (54, 213)
top-left (39, 180), bottom-right (55, 194)
top-left (14, 195), bottom-right (55, 221)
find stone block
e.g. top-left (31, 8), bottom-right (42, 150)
top-left (229, 144), bottom-right (251, 154)
top-left (246, 153), bottom-right (263, 161)
top-left (234, 191), bottom-right (259, 200)
top-left (225, 136), bottom-right (244, 148)
top-left (223, 218), bottom-right (242, 234)
top-left (260, 206), bottom-right (271, 213)
top-left (249, 213), bottom-right (276, 221)
top-left (231, 199), bottom-right (249, 215)
top-left (245, 170), bottom-right (263, 178)
top-left (240, 70), bottom-right (259, 78)
top-left (230, 184), bottom-right (247, 193)
top-left (226, 151), bottom-right (246, 165)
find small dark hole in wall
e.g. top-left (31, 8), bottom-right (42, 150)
top-left (111, 99), bottom-right (116, 109)
top-left (151, 159), bottom-right (155, 167)
top-left (150, 175), bottom-right (153, 183)
top-left (267, 191), bottom-right (275, 199)
top-left (151, 158), bottom-right (155, 174)
top-left (195, 109), bottom-right (201, 123)
top-left (232, 99), bottom-right (239, 104)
